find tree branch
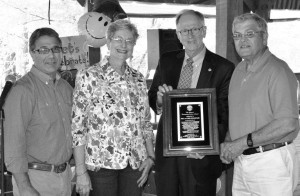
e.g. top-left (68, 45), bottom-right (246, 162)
top-left (0, 0), bottom-right (49, 20)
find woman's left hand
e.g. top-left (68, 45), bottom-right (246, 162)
top-left (137, 158), bottom-right (154, 187)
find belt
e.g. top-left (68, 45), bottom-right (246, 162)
top-left (28, 162), bottom-right (67, 173)
top-left (243, 141), bottom-right (292, 155)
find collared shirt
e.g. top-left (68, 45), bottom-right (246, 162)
top-left (156, 46), bottom-right (206, 114)
top-left (183, 46), bottom-right (206, 88)
top-left (72, 56), bottom-right (153, 171)
top-left (4, 66), bottom-right (73, 173)
top-left (229, 48), bottom-right (299, 141)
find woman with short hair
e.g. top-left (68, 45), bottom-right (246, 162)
top-left (72, 19), bottom-right (155, 196)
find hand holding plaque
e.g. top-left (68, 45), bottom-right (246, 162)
top-left (162, 88), bottom-right (219, 156)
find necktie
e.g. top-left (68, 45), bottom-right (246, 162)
top-left (177, 58), bottom-right (194, 89)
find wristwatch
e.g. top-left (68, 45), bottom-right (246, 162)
top-left (247, 133), bottom-right (253, 147)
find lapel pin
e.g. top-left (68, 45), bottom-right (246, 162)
top-left (208, 68), bottom-right (212, 72)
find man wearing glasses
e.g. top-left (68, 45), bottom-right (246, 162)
top-left (4, 27), bottom-right (73, 196)
top-left (148, 9), bottom-right (235, 196)
top-left (220, 13), bottom-right (299, 196)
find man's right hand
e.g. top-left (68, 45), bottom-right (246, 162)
top-left (156, 84), bottom-right (173, 107)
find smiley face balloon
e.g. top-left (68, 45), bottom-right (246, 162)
top-left (78, 12), bottom-right (111, 48)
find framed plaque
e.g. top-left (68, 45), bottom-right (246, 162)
top-left (163, 88), bottom-right (219, 156)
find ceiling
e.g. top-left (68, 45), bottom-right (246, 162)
top-left (118, 0), bottom-right (215, 4)
top-left (273, 0), bottom-right (300, 9)
top-left (76, 0), bottom-right (300, 10)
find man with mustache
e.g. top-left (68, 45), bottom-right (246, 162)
top-left (4, 27), bottom-right (73, 196)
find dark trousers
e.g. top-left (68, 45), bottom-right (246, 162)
top-left (195, 180), bottom-right (217, 196)
top-left (155, 157), bottom-right (217, 196)
top-left (88, 165), bottom-right (142, 196)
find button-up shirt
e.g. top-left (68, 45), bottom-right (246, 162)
top-left (4, 66), bottom-right (73, 173)
top-left (186, 46), bottom-right (206, 88)
top-left (72, 56), bottom-right (153, 171)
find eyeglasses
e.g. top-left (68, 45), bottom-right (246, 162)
top-left (177, 26), bottom-right (205, 36)
top-left (232, 30), bottom-right (263, 40)
top-left (33, 46), bottom-right (62, 54)
top-left (111, 36), bottom-right (135, 46)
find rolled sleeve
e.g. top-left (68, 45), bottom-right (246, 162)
top-left (71, 69), bottom-right (90, 147)
top-left (5, 157), bottom-right (28, 174)
top-left (4, 85), bottom-right (32, 173)
top-left (141, 82), bottom-right (154, 141)
top-left (143, 121), bottom-right (154, 141)
top-left (156, 101), bottom-right (162, 115)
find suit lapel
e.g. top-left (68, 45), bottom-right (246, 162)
top-left (196, 50), bottom-right (215, 88)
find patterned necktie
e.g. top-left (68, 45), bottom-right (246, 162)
top-left (177, 58), bottom-right (194, 89)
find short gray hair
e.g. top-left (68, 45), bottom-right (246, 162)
top-left (106, 19), bottom-right (139, 43)
top-left (175, 9), bottom-right (205, 25)
top-left (232, 13), bottom-right (268, 34)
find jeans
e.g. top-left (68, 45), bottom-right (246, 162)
top-left (88, 165), bottom-right (142, 196)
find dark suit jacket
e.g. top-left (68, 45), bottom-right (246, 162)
top-left (148, 49), bottom-right (235, 183)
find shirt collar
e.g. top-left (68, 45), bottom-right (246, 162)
top-left (100, 55), bottom-right (131, 78)
top-left (185, 46), bottom-right (206, 67)
top-left (30, 65), bottom-right (60, 85)
top-left (237, 47), bottom-right (271, 73)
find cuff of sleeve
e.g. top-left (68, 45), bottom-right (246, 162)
top-left (156, 102), bottom-right (162, 115)
top-left (5, 157), bottom-right (28, 173)
top-left (143, 131), bottom-right (154, 141)
top-left (72, 134), bottom-right (86, 147)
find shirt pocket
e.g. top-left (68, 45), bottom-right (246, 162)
top-left (37, 100), bottom-right (58, 124)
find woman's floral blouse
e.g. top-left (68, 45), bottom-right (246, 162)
top-left (71, 56), bottom-right (154, 171)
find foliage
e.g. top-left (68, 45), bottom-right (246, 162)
top-left (0, 0), bottom-right (84, 88)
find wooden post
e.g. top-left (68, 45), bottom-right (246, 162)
top-left (215, 1), bottom-right (244, 196)
top-left (216, 0), bottom-right (243, 65)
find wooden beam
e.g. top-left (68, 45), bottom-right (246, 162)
top-left (215, 1), bottom-right (244, 195)
top-left (76, 0), bottom-right (85, 7)
top-left (244, 0), bottom-right (257, 12)
top-left (216, 0), bottom-right (243, 65)
top-left (84, 0), bottom-right (94, 12)
top-left (255, 0), bottom-right (274, 21)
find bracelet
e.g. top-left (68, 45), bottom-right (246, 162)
top-left (76, 170), bottom-right (87, 176)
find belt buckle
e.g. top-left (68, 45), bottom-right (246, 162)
top-left (256, 146), bottom-right (264, 153)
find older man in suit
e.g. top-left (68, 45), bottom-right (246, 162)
top-left (148, 9), bottom-right (235, 196)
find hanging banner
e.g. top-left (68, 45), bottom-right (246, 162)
top-left (60, 35), bottom-right (89, 71)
